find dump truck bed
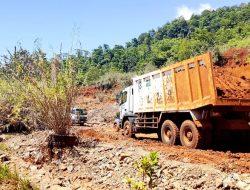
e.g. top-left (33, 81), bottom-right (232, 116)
top-left (133, 52), bottom-right (250, 113)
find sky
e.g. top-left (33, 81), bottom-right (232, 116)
top-left (0, 0), bottom-right (248, 57)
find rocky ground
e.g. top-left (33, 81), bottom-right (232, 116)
top-left (1, 91), bottom-right (250, 189)
top-left (0, 122), bottom-right (250, 190)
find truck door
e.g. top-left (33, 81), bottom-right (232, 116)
top-left (119, 90), bottom-right (128, 120)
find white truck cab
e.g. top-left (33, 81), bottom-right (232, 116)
top-left (114, 86), bottom-right (136, 133)
top-left (119, 86), bottom-right (134, 120)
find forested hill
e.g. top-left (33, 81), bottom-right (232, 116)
top-left (74, 3), bottom-right (249, 85)
top-left (3, 3), bottom-right (250, 86)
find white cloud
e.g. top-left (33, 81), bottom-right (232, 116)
top-left (177, 3), bottom-right (213, 20)
top-left (177, 6), bottom-right (193, 20)
top-left (198, 3), bottom-right (212, 13)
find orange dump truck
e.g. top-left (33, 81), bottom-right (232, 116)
top-left (117, 52), bottom-right (250, 149)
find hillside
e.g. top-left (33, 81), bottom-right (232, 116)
top-left (73, 3), bottom-right (250, 86)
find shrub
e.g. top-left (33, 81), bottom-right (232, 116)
top-left (0, 164), bottom-right (38, 190)
top-left (126, 152), bottom-right (160, 190)
top-left (0, 47), bottom-right (78, 135)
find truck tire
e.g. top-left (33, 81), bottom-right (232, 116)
top-left (157, 129), bottom-right (162, 141)
top-left (123, 120), bottom-right (135, 138)
top-left (161, 120), bottom-right (179, 145)
top-left (113, 122), bottom-right (120, 132)
top-left (180, 120), bottom-right (202, 149)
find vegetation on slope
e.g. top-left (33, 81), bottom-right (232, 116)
top-left (1, 3), bottom-right (249, 88)
top-left (72, 3), bottom-right (249, 85)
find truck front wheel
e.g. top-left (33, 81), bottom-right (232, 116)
top-left (161, 120), bottom-right (179, 145)
top-left (123, 121), bottom-right (135, 138)
top-left (180, 120), bottom-right (202, 149)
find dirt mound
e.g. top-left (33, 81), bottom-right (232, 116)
top-left (214, 48), bottom-right (250, 99)
top-left (78, 85), bottom-right (99, 97)
top-left (77, 128), bottom-right (105, 140)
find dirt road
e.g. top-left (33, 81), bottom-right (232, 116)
top-left (76, 125), bottom-right (250, 174)
top-left (1, 126), bottom-right (250, 190)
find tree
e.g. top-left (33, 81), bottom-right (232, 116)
top-left (84, 65), bottom-right (101, 85)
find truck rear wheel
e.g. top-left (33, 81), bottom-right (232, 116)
top-left (123, 121), bottom-right (135, 138)
top-left (161, 120), bottom-right (179, 145)
top-left (180, 120), bottom-right (202, 149)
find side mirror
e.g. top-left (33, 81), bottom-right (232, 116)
top-left (116, 92), bottom-right (121, 104)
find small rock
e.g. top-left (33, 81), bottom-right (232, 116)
top-left (59, 164), bottom-right (67, 171)
top-left (173, 181), bottom-right (181, 189)
top-left (215, 178), bottom-right (223, 188)
top-left (120, 153), bottom-right (129, 161)
top-left (30, 165), bottom-right (37, 172)
top-left (236, 180), bottom-right (250, 190)
top-left (0, 154), bottom-right (9, 162)
top-left (23, 152), bottom-right (30, 160)
top-left (107, 172), bottom-right (112, 178)
top-left (240, 174), bottom-right (250, 184)
top-left (193, 179), bottom-right (206, 189)
top-left (223, 173), bottom-right (239, 189)
top-left (35, 151), bottom-right (44, 164)
top-left (67, 165), bottom-right (74, 172)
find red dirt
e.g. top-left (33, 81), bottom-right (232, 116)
top-left (75, 85), bottom-right (120, 110)
top-left (76, 127), bottom-right (250, 173)
top-left (77, 129), bottom-right (105, 141)
top-left (214, 48), bottom-right (250, 99)
top-left (78, 85), bottom-right (99, 97)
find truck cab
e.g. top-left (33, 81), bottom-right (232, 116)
top-left (115, 86), bottom-right (135, 130)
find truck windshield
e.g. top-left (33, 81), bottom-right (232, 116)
top-left (76, 109), bottom-right (87, 115)
top-left (120, 91), bottom-right (127, 105)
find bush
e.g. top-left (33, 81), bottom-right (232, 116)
top-left (126, 152), bottom-right (160, 190)
top-left (0, 164), bottom-right (38, 190)
top-left (0, 47), bottom-right (78, 135)
top-left (97, 71), bottom-right (136, 90)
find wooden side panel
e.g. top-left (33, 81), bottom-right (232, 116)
top-left (199, 60), bottom-right (211, 98)
top-left (175, 66), bottom-right (190, 105)
top-left (133, 52), bottom-right (243, 113)
top-left (189, 63), bottom-right (199, 102)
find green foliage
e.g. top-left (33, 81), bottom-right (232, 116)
top-left (0, 164), bottom-right (12, 180)
top-left (97, 71), bottom-right (135, 90)
top-left (19, 177), bottom-right (38, 190)
top-left (1, 4), bottom-right (249, 90)
top-left (135, 151), bottom-right (160, 189)
top-left (126, 152), bottom-right (160, 190)
top-left (0, 143), bottom-right (9, 152)
top-left (0, 47), bottom-right (78, 134)
top-left (0, 164), bottom-right (38, 190)
top-left (126, 177), bottom-right (146, 190)
top-left (84, 65), bottom-right (101, 85)
top-left (72, 3), bottom-right (250, 86)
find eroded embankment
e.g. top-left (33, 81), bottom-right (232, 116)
top-left (214, 48), bottom-right (250, 99)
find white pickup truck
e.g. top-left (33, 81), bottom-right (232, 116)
top-left (70, 108), bottom-right (87, 126)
